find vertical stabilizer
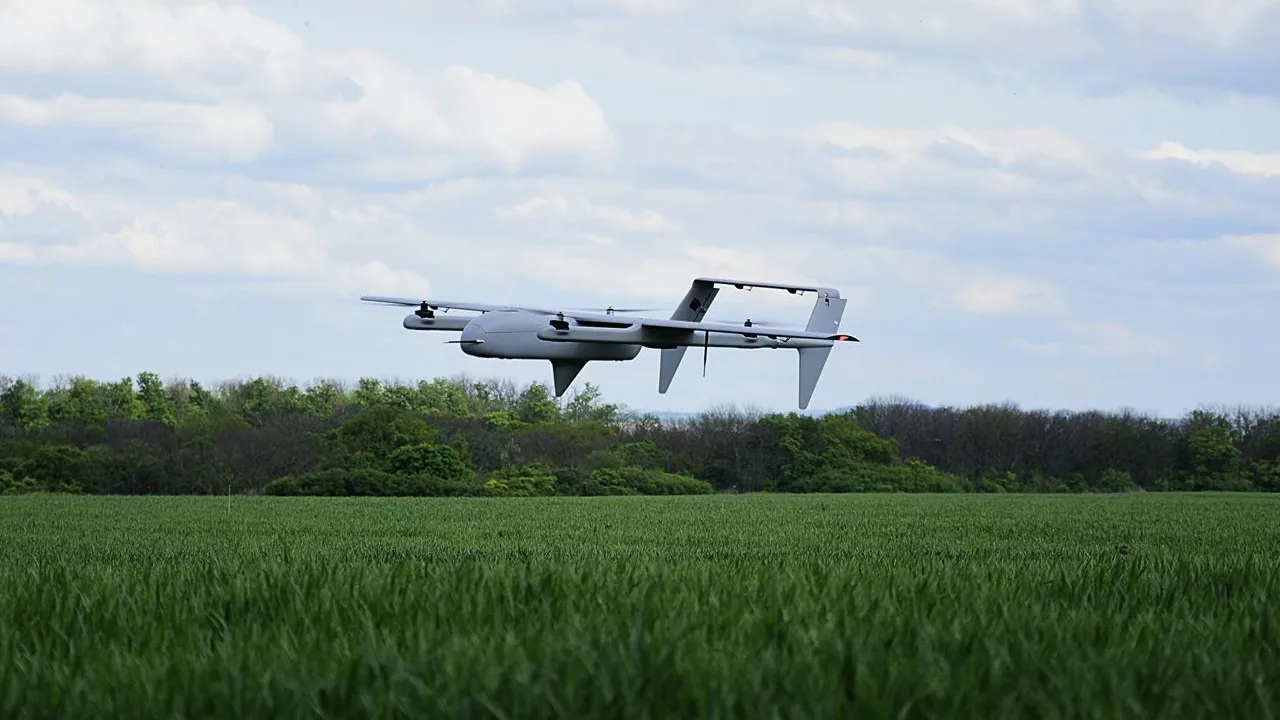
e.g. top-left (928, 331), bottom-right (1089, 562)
top-left (798, 291), bottom-right (847, 409)
top-left (658, 279), bottom-right (720, 393)
top-left (805, 293), bottom-right (847, 334)
top-left (797, 346), bottom-right (832, 410)
top-left (659, 348), bottom-right (685, 393)
top-left (551, 359), bottom-right (588, 397)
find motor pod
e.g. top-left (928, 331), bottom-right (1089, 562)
top-left (402, 314), bottom-right (472, 331)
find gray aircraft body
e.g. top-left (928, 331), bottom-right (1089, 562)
top-left (361, 277), bottom-right (857, 409)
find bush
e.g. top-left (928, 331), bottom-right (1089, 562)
top-left (387, 442), bottom-right (475, 483)
top-left (582, 466), bottom-right (713, 496)
top-left (783, 460), bottom-right (968, 493)
top-left (263, 468), bottom-right (473, 497)
top-left (478, 463), bottom-right (559, 497)
top-left (1, 468), bottom-right (83, 495)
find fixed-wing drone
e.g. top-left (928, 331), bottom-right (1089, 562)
top-left (361, 277), bottom-right (857, 409)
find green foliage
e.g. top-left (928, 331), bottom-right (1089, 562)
top-left (2, 494), bottom-right (1278, 717)
top-left (387, 442), bottom-right (475, 484)
top-left (263, 468), bottom-right (473, 497)
top-left (135, 372), bottom-right (177, 427)
top-left (1097, 468), bottom-right (1139, 493)
top-left (583, 439), bottom-right (667, 471)
top-left (483, 409), bottom-right (521, 431)
top-left (767, 412), bottom-right (898, 481)
top-left (515, 382), bottom-right (559, 424)
top-left (16, 444), bottom-right (85, 485)
top-left (764, 412), bottom-right (964, 493)
top-left (324, 405), bottom-right (441, 470)
top-left (0, 373), bottom-right (1278, 496)
top-left (790, 458), bottom-right (967, 493)
top-left (561, 382), bottom-right (620, 425)
top-left (0, 468), bottom-right (83, 495)
top-left (582, 466), bottom-right (714, 495)
top-left (479, 463), bottom-right (560, 497)
top-left (0, 378), bottom-right (49, 431)
top-left (1182, 410), bottom-right (1239, 466)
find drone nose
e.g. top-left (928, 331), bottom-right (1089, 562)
top-left (459, 323), bottom-right (486, 344)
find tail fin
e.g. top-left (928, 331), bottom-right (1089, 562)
top-left (797, 292), bottom-right (847, 409)
top-left (658, 279), bottom-right (720, 394)
top-left (551, 359), bottom-right (588, 397)
top-left (659, 348), bottom-right (686, 393)
top-left (805, 293), bottom-right (847, 334)
top-left (798, 347), bottom-right (832, 410)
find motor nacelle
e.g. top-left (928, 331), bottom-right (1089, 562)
top-left (402, 314), bottom-right (472, 331)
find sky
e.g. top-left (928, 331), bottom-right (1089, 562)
top-left (1, 0), bottom-right (1279, 417)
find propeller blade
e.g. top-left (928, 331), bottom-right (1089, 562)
top-left (702, 330), bottom-right (708, 377)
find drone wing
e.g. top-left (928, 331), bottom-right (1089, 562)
top-left (360, 295), bottom-right (561, 315)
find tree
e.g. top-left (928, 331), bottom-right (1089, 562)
top-left (0, 378), bottom-right (49, 431)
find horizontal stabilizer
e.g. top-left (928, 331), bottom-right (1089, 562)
top-left (638, 317), bottom-right (840, 341)
top-left (695, 277), bottom-right (839, 297)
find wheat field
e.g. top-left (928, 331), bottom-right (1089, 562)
top-left (2, 493), bottom-right (1277, 718)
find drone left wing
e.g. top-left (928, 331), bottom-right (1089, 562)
top-left (361, 295), bottom-right (561, 315)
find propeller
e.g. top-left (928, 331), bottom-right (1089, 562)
top-left (702, 330), bottom-right (709, 377)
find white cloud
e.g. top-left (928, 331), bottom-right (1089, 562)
top-left (0, 0), bottom-right (615, 177)
top-left (1142, 142), bottom-right (1280, 178)
top-left (0, 0), bottom-right (320, 96)
top-left (418, 0), bottom-right (1280, 95)
top-left (333, 260), bottom-right (431, 297)
top-left (810, 123), bottom-right (1107, 200)
top-left (1010, 319), bottom-right (1177, 360)
top-left (53, 199), bottom-right (328, 277)
top-left (0, 175), bottom-right (82, 216)
top-left (0, 94), bottom-right (275, 163)
top-left (500, 189), bottom-right (668, 232)
top-left (827, 244), bottom-right (1059, 315)
top-left (795, 47), bottom-right (894, 75)
top-left (0, 176), bottom-right (429, 296)
top-left (508, 238), bottom-right (823, 306)
top-left (0, 242), bottom-right (36, 262)
top-left (953, 275), bottom-right (1047, 313)
top-left (312, 60), bottom-right (613, 168)
top-left (1224, 234), bottom-right (1280, 268)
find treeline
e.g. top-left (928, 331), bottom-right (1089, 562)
top-left (1, 373), bottom-right (1277, 496)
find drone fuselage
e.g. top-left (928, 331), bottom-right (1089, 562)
top-left (455, 310), bottom-right (643, 361)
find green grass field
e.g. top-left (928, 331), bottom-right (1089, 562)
top-left (2, 493), bottom-right (1278, 718)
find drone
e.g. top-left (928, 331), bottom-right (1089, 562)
top-left (361, 277), bottom-right (857, 409)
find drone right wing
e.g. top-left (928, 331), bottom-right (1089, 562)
top-left (360, 295), bottom-right (562, 315)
